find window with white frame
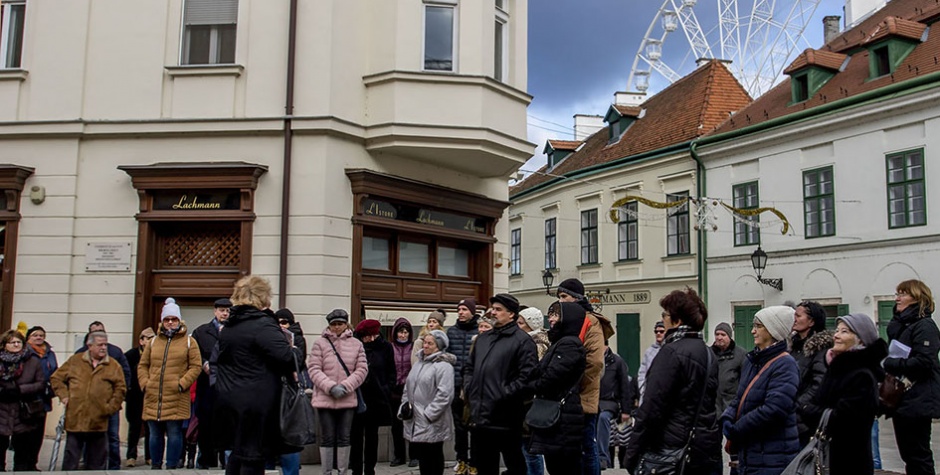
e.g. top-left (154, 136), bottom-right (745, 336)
top-left (618, 201), bottom-right (638, 260)
top-left (494, 1), bottom-right (508, 81)
top-left (181, 0), bottom-right (238, 65)
top-left (0, 0), bottom-right (25, 69)
top-left (424, 1), bottom-right (456, 72)
top-left (581, 209), bottom-right (598, 265)
top-left (666, 191), bottom-right (690, 255)
top-left (544, 218), bottom-right (556, 270)
top-left (510, 228), bottom-right (521, 275)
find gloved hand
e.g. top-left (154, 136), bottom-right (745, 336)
top-left (329, 384), bottom-right (348, 399)
top-left (722, 419), bottom-right (733, 438)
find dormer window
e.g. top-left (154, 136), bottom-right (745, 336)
top-left (872, 45), bottom-right (890, 76)
top-left (543, 140), bottom-right (581, 170)
top-left (603, 104), bottom-right (642, 145)
top-left (861, 17), bottom-right (926, 79)
top-left (793, 73), bottom-right (810, 102)
top-left (783, 48), bottom-right (847, 104)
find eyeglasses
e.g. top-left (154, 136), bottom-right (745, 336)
top-left (895, 291), bottom-right (909, 297)
top-left (6, 341), bottom-right (22, 346)
top-left (278, 319), bottom-right (289, 325)
top-left (752, 322), bottom-right (766, 330)
top-left (654, 329), bottom-right (665, 334)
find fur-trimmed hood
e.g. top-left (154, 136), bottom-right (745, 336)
top-left (801, 330), bottom-right (834, 356)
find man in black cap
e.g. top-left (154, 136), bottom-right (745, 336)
top-left (191, 298), bottom-right (232, 468)
top-left (463, 293), bottom-right (538, 475)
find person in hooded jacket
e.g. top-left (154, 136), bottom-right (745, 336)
top-left (350, 319), bottom-right (395, 475)
top-left (809, 314), bottom-right (887, 474)
top-left (721, 306), bottom-right (799, 475)
top-left (402, 329), bottom-right (456, 475)
top-left (447, 298), bottom-right (478, 475)
top-left (883, 279), bottom-right (940, 475)
top-left (308, 309), bottom-right (369, 475)
top-left (390, 317), bottom-right (415, 467)
top-left (139, 298), bottom-right (202, 470)
top-left (527, 302), bottom-right (586, 474)
top-left (790, 300), bottom-right (832, 445)
top-left (624, 288), bottom-right (720, 475)
top-left (597, 340), bottom-right (631, 471)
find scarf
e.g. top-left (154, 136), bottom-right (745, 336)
top-left (29, 342), bottom-right (46, 358)
top-left (161, 326), bottom-right (181, 339)
top-left (0, 350), bottom-right (27, 381)
top-left (664, 325), bottom-right (703, 345)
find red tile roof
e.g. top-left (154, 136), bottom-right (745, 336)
top-left (783, 48), bottom-right (848, 75)
top-left (862, 16), bottom-right (927, 45)
top-left (710, 0), bottom-right (940, 136)
top-left (546, 140), bottom-right (583, 151)
top-left (511, 60), bottom-right (752, 197)
top-left (611, 105), bottom-right (643, 117)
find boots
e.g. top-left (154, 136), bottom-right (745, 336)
top-left (336, 446), bottom-right (351, 475)
top-left (186, 444), bottom-right (197, 469)
top-left (319, 447), bottom-right (334, 475)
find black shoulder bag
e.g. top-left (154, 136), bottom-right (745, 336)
top-left (280, 350), bottom-right (317, 446)
top-left (635, 346), bottom-right (714, 475)
top-left (326, 338), bottom-right (367, 414)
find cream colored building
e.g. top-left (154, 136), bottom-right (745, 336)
top-left (0, 0), bottom-right (532, 353)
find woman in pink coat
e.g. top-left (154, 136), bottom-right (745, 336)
top-left (307, 309), bottom-right (368, 475)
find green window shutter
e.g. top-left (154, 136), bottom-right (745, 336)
top-left (877, 301), bottom-right (894, 341)
top-left (616, 313), bottom-right (641, 378)
top-left (733, 305), bottom-right (762, 352)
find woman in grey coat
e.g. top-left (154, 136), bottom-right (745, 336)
top-left (402, 330), bottom-right (455, 475)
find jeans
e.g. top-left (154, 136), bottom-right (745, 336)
top-left (266, 453), bottom-right (300, 475)
top-left (872, 418), bottom-right (882, 470)
top-left (581, 414), bottom-right (600, 475)
top-left (148, 420), bottom-right (184, 469)
top-left (318, 408), bottom-right (355, 447)
top-left (108, 411), bottom-right (121, 469)
top-left (521, 439), bottom-right (543, 475)
top-left (63, 432), bottom-right (107, 471)
top-left (596, 411), bottom-right (614, 469)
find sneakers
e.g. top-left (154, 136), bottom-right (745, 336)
top-left (408, 459), bottom-right (419, 467)
top-left (389, 458), bottom-right (405, 467)
top-left (454, 461), bottom-right (468, 474)
top-left (468, 467), bottom-right (478, 475)
top-left (125, 459), bottom-right (137, 468)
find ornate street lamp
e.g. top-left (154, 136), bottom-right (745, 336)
top-left (542, 269), bottom-right (555, 295)
top-left (750, 246), bottom-right (783, 291)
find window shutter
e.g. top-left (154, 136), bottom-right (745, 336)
top-left (184, 0), bottom-right (238, 26)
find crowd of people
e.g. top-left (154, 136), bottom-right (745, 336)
top-left (0, 274), bottom-right (932, 475)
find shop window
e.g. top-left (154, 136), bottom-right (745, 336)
top-left (363, 236), bottom-right (390, 271)
top-left (438, 246), bottom-right (469, 277)
top-left (399, 241), bottom-right (430, 274)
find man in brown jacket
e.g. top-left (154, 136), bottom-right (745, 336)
top-left (557, 278), bottom-right (614, 475)
top-left (51, 331), bottom-right (127, 471)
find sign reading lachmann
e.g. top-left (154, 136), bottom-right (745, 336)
top-left (588, 290), bottom-right (652, 306)
top-left (153, 191), bottom-right (241, 211)
top-left (363, 198), bottom-right (487, 234)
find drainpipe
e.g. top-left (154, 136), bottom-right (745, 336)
top-left (690, 140), bottom-right (707, 304)
top-left (278, 0), bottom-right (299, 308)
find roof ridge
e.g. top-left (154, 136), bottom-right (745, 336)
top-left (697, 62), bottom-right (720, 136)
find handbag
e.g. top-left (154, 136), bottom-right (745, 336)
top-left (781, 408), bottom-right (832, 475)
top-left (610, 418), bottom-right (634, 447)
top-left (525, 397), bottom-right (563, 429)
top-left (635, 347), bottom-right (713, 475)
top-left (281, 352), bottom-right (317, 447)
top-left (326, 338), bottom-right (367, 414)
top-left (19, 398), bottom-right (44, 420)
top-left (879, 372), bottom-right (907, 411)
top-left (397, 401), bottom-right (413, 421)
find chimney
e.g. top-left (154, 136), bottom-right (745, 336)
top-left (573, 115), bottom-right (604, 141)
top-left (614, 91), bottom-right (646, 107)
top-left (823, 16), bottom-right (841, 44)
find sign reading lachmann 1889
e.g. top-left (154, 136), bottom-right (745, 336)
top-left (153, 191), bottom-right (241, 211)
top-left (363, 198), bottom-right (486, 234)
top-left (588, 290), bottom-right (653, 306)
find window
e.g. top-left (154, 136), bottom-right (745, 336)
top-left (362, 236), bottom-right (390, 270)
top-left (581, 209), bottom-right (598, 265)
top-left (887, 149), bottom-right (926, 228)
top-left (399, 241), bottom-right (430, 274)
top-left (510, 228), bottom-right (521, 275)
top-left (424, 3), bottom-right (455, 71)
top-left (438, 246), bottom-right (469, 277)
top-left (544, 218), bottom-right (556, 270)
top-left (494, 1), bottom-right (508, 81)
top-left (873, 45), bottom-right (890, 77)
top-left (792, 73), bottom-right (809, 102)
top-left (804, 167), bottom-right (835, 237)
top-left (733, 182), bottom-right (760, 246)
top-left (181, 0), bottom-right (238, 65)
top-left (667, 192), bottom-right (690, 255)
top-left (0, 0), bottom-right (25, 69)
top-left (618, 201), bottom-right (638, 260)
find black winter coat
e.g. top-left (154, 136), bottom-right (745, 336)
top-left (463, 320), bottom-right (537, 431)
top-left (360, 336), bottom-right (395, 426)
top-left (713, 341), bottom-right (745, 414)
top-left (721, 340), bottom-right (800, 475)
top-left (123, 346), bottom-right (144, 421)
top-left (214, 305), bottom-right (301, 459)
top-left (446, 317), bottom-right (478, 389)
top-left (192, 319), bottom-right (222, 423)
top-left (815, 339), bottom-right (887, 475)
top-left (598, 347), bottom-right (632, 416)
top-left (884, 304), bottom-right (940, 419)
top-left (624, 329), bottom-right (721, 474)
top-left (792, 331), bottom-right (832, 443)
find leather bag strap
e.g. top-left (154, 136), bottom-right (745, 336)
top-left (326, 338), bottom-right (352, 377)
top-left (736, 351), bottom-right (789, 420)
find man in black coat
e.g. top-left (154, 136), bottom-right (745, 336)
top-left (597, 342), bottom-right (631, 470)
top-left (712, 322), bottom-right (745, 414)
top-left (463, 293), bottom-right (537, 475)
top-left (350, 319), bottom-right (395, 475)
top-left (124, 328), bottom-right (154, 467)
top-left (447, 297), bottom-right (478, 474)
top-left (191, 298), bottom-right (231, 468)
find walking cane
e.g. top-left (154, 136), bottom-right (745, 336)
top-left (48, 412), bottom-right (65, 471)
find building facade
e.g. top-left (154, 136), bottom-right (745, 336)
top-left (0, 0), bottom-right (532, 352)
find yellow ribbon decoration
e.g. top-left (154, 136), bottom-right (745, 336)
top-left (720, 202), bottom-right (791, 235)
top-left (609, 195), bottom-right (689, 223)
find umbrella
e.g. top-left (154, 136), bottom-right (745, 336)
top-left (48, 412), bottom-right (65, 471)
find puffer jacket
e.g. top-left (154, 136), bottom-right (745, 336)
top-left (580, 312), bottom-right (614, 414)
top-left (793, 330), bottom-right (832, 443)
top-left (308, 327), bottom-right (368, 410)
top-left (402, 351), bottom-right (455, 443)
top-left (722, 340), bottom-right (800, 475)
top-left (884, 304), bottom-right (940, 419)
top-left (463, 319), bottom-right (537, 431)
top-left (50, 351), bottom-right (126, 432)
top-left (0, 354), bottom-right (44, 436)
top-left (392, 318), bottom-right (414, 388)
top-left (528, 302), bottom-right (586, 456)
top-left (598, 347), bottom-right (632, 416)
top-left (26, 342), bottom-right (57, 411)
top-left (361, 335), bottom-right (395, 426)
top-left (624, 328), bottom-right (721, 474)
top-left (139, 324), bottom-right (202, 421)
top-left (446, 316), bottom-right (478, 389)
top-left (713, 340), bottom-right (746, 414)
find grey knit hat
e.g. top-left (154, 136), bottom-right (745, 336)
top-left (428, 329), bottom-right (449, 352)
top-left (715, 322), bottom-right (733, 338)
top-left (836, 313), bottom-right (879, 347)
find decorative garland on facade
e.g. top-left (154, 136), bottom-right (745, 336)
top-left (609, 195), bottom-right (792, 235)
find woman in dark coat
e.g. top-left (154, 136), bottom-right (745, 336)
top-left (810, 314), bottom-right (887, 474)
top-left (390, 317), bottom-right (414, 467)
top-left (350, 319), bottom-right (395, 475)
top-left (527, 301), bottom-right (586, 474)
top-left (14, 326), bottom-right (58, 471)
top-left (624, 288), bottom-right (721, 475)
top-left (883, 279), bottom-right (940, 475)
top-left (0, 329), bottom-right (44, 471)
top-left (214, 275), bottom-right (300, 475)
top-left (721, 306), bottom-right (800, 475)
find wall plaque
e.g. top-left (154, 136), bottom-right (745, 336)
top-left (85, 242), bottom-right (132, 272)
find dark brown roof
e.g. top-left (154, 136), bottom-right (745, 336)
top-left (546, 140), bottom-right (583, 151)
top-left (783, 48), bottom-right (848, 74)
top-left (511, 60), bottom-right (752, 197)
top-left (711, 0), bottom-right (940, 135)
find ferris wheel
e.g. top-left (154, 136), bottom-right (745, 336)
top-left (628, 0), bottom-right (823, 98)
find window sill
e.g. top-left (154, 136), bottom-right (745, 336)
top-left (577, 263), bottom-right (601, 269)
top-left (661, 253), bottom-right (695, 261)
top-left (0, 69), bottom-right (28, 81)
top-left (614, 259), bottom-right (643, 265)
top-left (165, 64), bottom-right (244, 78)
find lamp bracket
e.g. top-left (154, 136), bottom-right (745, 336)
top-left (756, 277), bottom-right (784, 291)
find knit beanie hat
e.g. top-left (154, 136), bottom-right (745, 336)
top-left (275, 308), bottom-right (295, 324)
top-left (161, 298), bottom-right (182, 321)
top-left (489, 293), bottom-right (520, 316)
top-left (427, 311), bottom-right (446, 326)
top-left (326, 309), bottom-right (349, 324)
top-left (355, 319), bottom-right (382, 338)
top-left (518, 307), bottom-right (544, 332)
top-left (458, 298), bottom-right (477, 314)
top-left (557, 278), bottom-right (586, 300)
top-left (478, 315), bottom-right (496, 327)
top-left (429, 329), bottom-right (449, 351)
top-left (836, 313), bottom-right (879, 347)
top-left (715, 322), bottom-right (733, 338)
top-left (754, 306), bottom-right (795, 342)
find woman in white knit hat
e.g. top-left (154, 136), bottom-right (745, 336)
top-left (720, 305), bottom-right (800, 475)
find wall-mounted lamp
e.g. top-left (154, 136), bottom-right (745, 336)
top-left (29, 186), bottom-right (45, 205)
top-left (750, 246), bottom-right (783, 291)
top-left (542, 269), bottom-right (555, 295)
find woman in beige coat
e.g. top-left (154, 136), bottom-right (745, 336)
top-left (139, 298), bottom-right (202, 470)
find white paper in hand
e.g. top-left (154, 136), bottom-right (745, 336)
top-left (889, 340), bottom-right (912, 359)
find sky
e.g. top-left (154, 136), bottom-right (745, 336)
top-left (522, 0), bottom-right (849, 175)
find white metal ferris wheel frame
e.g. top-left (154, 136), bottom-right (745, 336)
top-left (627, 0), bottom-right (822, 98)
